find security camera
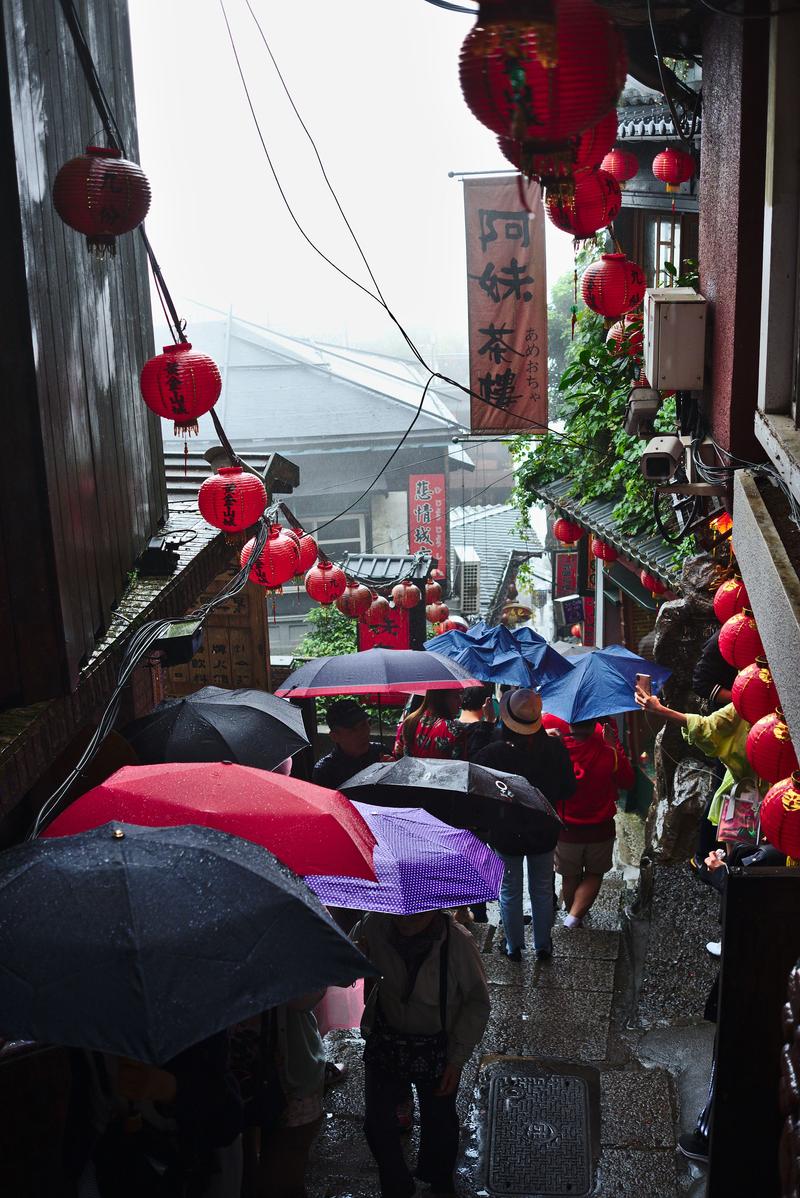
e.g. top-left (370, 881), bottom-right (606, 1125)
top-left (624, 387), bottom-right (662, 439)
top-left (640, 435), bottom-right (684, 481)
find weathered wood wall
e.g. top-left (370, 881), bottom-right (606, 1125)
top-left (0, 0), bottom-right (167, 705)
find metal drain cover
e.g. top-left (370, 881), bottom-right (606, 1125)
top-left (486, 1072), bottom-right (592, 1196)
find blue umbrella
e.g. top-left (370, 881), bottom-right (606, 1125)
top-left (425, 625), bottom-right (572, 689)
top-left (539, 652), bottom-right (656, 723)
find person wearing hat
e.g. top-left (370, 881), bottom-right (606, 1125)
top-left (313, 699), bottom-right (383, 790)
top-left (473, 689), bottom-right (576, 962)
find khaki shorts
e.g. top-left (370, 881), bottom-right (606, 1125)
top-left (555, 837), bottom-right (614, 877)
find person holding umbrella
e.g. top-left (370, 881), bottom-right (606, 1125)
top-left (313, 699), bottom-right (384, 789)
top-left (473, 690), bottom-right (576, 961)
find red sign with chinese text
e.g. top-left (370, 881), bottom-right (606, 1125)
top-left (357, 606), bottom-right (411, 651)
top-left (554, 552), bottom-right (579, 599)
top-left (464, 176), bottom-right (547, 435)
top-left (409, 474), bottom-right (446, 568)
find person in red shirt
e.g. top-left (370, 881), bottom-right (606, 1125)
top-left (542, 714), bottom-right (634, 928)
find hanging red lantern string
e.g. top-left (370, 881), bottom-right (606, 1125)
top-left (713, 576), bottom-right (749, 624)
top-left (760, 772), bottom-right (800, 860)
top-left (336, 581), bottom-right (373, 619)
top-left (53, 145), bottom-right (151, 257)
top-left (731, 658), bottom-right (779, 726)
top-left (553, 517), bottom-right (585, 546)
top-left (240, 523), bottom-right (300, 589)
top-left (545, 169), bottom-right (621, 239)
top-left (582, 253), bottom-right (646, 319)
top-left (391, 579), bottom-right (422, 609)
top-left (198, 466), bottom-right (267, 537)
top-left (140, 343), bottom-right (222, 437)
top-left (600, 147), bottom-right (638, 187)
top-left (498, 109), bottom-right (617, 195)
top-left (305, 557), bottom-right (347, 605)
top-left (606, 314), bottom-right (644, 358)
top-left (591, 538), bottom-right (618, 562)
top-left (746, 710), bottom-right (799, 785)
top-left (640, 570), bottom-right (667, 599)
top-left (718, 608), bottom-right (763, 669)
top-left (425, 580), bottom-right (443, 604)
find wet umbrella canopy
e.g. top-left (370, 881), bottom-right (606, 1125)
top-left (308, 802), bottom-right (504, 914)
top-left (122, 686), bottom-right (310, 771)
top-left (274, 647), bottom-right (480, 698)
top-left (0, 823), bottom-right (374, 1064)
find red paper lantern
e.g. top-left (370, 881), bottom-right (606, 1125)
top-left (582, 253), bottom-right (646, 319)
top-left (746, 711), bottom-right (799, 784)
top-left (545, 169), bottom-right (621, 238)
top-left (600, 147), bottom-right (638, 185)
top-left (553, 517), bottom-right (585, 546)
top-left (197, 466), bottom-right (267, 534)
top-left (426, 581), bottom-right (443, 604)
top-left (498, 109), bottom-right (617, 189)
top-left (426, 602), bottom-right (450, 625)
top-left (293, 531), bottom-right (319, 574)
top-left (718, 608), bottom-right (763, 669)
top-left (336, 581), bottom-right (372, 619)
top-left (460, 0), bottom-right (627, 152)
top-left (240, 524), bottom-right (300, 589)
top-left (140, 342), bottom-right (222, 436)
top-left (640, 570), bottom-right (667, 597)
top-left (732, 658), bottom-right (779, 726)
top-left (607, 316), bottom-right (644, 358)
top-left (760, 772), bottom-right (800, 858)
top-left (365, 594), bottom-right (392, 625)
top-left (305, 560), bottom-right (347, 605)
top-left (713, 576), bottom-right (749, 624)
top-left (652, 147), bottom-right (695, 193)
top-left (392, 580), bottom-right (422, 609)
top-left (591, 538), bottom-right (618, 562)
top-left (52, 145), bottom-right (151, 257)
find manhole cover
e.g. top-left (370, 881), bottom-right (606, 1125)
top-left (486, 1073), bottom-right (592, 1196)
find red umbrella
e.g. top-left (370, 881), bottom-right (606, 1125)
top-left (42, 763), bottom-right (377, 881)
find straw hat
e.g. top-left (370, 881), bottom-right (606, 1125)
top-left (500, 688), bottom-right (543, 736)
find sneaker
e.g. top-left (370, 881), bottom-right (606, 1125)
top-left (677, 1130), bottom-right (709, 1162)
top-left (705, 940), bottom-right (722, 958)
top-left (505, 947), bottom-right (522, 962)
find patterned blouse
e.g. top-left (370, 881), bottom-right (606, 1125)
top-left (393, 713), bottom-right (465, 760)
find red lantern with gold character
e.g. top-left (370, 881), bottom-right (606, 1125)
top-left (718, 609), bottom-right (763, 669)
top-left (53, 145), bottom-right (151, 257)
top-left (760, 772), bottom-right (800, 859)
top-left (426, 581), bottom-right (443, 604)
top-left (553, 517), bottom-right (584, 546)
top-left (198, 466), bottom-right (267, 534)
top-left (392, 580), bottom-right (421, 609)
top-left (336, 581), bottom-right (372, 619)
top-left (591, 538), bottom-right (618, 562)
top-left (305, 559), bottom-right (347, 605)
top-left (652, 147), bottom-right (695, 193)
top-left (713, 576), bottom-right (749, 624)
top-left (600, 147), bottom-right (638, 186)
top-left (731, 658), bottom-right (778, 726)
top-left (746, 710), bottom-right (799, 784)
top-left (240, 524), bottom-right (300, 589)
top-left (582, 253), bottom-right (646, 319)
top-left (545, 169), bottom-right (621, 238)
top-left (140, 342), bottom-right (222, 436)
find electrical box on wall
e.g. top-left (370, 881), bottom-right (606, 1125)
top-left (644, 287), bottom-right (707, 391)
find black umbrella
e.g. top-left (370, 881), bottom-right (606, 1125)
top-left (340, 758), bottom-right (563, 855)
top-left (122, 686), bottom-right (309, 771)
top-left (0, 823), bottom-right (373, 1064)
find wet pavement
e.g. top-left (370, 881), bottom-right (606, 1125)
top-left (309, 863), bottom-right (716, 1197)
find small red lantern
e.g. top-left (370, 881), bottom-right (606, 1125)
top-left (600, 148), bottom-right (638, 185)
top-left (336, 581), bottom-right (372, 619)
top-left (427, 602), bottom-right (450, 625)
top-left (760, 772), bottom-right (800, 859)
top-left (459, 0), bottom-right (627, 151)
top-left (305, 559), bottom-right (347, 605)
top-left (365, 594), bottom-right (392, 625)
top-left (293, 531), bottom-right (319, 574)
top-left (570, 623), bottom-right (583, 639)
top-left (197, 466), bottom-right (267, 535)
top-left (392, 580), bottom-right (422, 609)
top-left (606, 316), bottom-right (644, 358)
top-left (426, 581), bottom-right (443, 604)
top-left (640, 570), bottom-right (667, 598)
top-left (52, 145), bottom-right (151, 257)
top-left (652, 147), bottom-right (695, 193)
top-left (582, 253), bottom-right (646, 319)
top-left (545, 169), bottom-right (621, 238)
top-left (240, 524), bottom-right (300, 589)
top-left (718, 608), bottom-right (763, 669)
top-left (591, 538), bottom-right (618, 562)
top-left (553, 517), bottom-right (584, 546)
top-left (713, 576), bottom-right (749, 624)
top-left (140, 342), bottom-right (222, 436)
top-left (746, 710), bottom-right (799, 784)
top-left (732, 658), bottom-right (779, 726)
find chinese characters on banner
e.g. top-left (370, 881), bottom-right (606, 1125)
top-left (463, 176), bottom-right (547, 435)
top-left (408, 474), bottom-right (446, 568)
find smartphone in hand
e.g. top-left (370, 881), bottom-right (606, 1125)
top-left (635, 673), bottom-right (652, 696)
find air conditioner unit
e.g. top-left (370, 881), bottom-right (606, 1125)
top-left (453, 546), bottom-right (481, 616)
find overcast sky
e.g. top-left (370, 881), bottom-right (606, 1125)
top-left (128, 0), bottom-right (575, 356)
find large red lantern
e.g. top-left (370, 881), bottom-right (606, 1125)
top-left (427, 602), bottom-right (450, 625)
top-left (640, 570), bottom-right (667, 598)
top-left (392, 580), bottom-right (422, 609)
top-left (652, 147), bottom-right (695, 193)
top-left (498, 109), bottom-right (617, 190)
top-left (53, 145), bottom-right (151, 257)
top-left (553, 517), bottom-right (585, 546)
top-left (582, 253), bottom-right (646, 319)
top-left (336, 581), bottom-right (372, 619)
top-left (240, 524), bottom-right (300, 589)
top-left (718, 609), bottom-right (763, 669)
top-left (607, 315), bottom-right (644, 358)
top-left (140, 342), bottom-right (222, 436)
top-left (198, 466), bottom-right (267, 535)
top-left (732, 658), bottom-right (779, 726)
top-left (600, 147), bottom-right (638, 185)
top-left (426, 581), bottom-right (443, 604)
top-left (305, 559), bottom-right (347, 605)
top-left (760, 772), bottom-right (800, 859)
top-left (591, 538), bottom-right (618, 562)
top-left (545, 169), bottom-right (621, 238)
top-left (746, 711), bottom-right (799, 784)
top-left (292, 531), bottom-right (319, 574)
top-left (713, 576), bottom-right (749, 625)
top-left (459, 0), bottom-right (627, 153)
